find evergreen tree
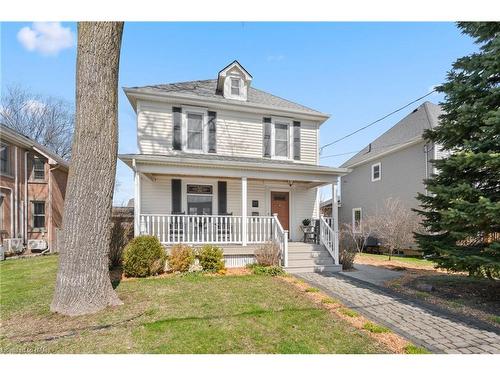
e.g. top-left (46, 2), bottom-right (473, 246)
top-left (415, 22), bottom-right (500, 278)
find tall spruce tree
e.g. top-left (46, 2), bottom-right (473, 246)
top-left (415, 22), bottom-right (500, 278)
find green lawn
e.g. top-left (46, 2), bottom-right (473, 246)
top-left (0, 256), bottom-right (389, 354)
top-left (357, 253), bottom-right (436, 268)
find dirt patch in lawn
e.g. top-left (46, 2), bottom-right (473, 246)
top-left (387, 271), bottom-right (500, 329)
top-left (279, 275), bottom-right (415, 354)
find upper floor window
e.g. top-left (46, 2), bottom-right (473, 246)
top-left (274, 123), bottom-right (289, 158)
top-left (187, 113), bottom-right (203, 151)
top-left (230, 78), bottom-right (240, 96)
top-left (33, 157), bottom-right (45, 180)
top-left (371, 162), bottom-right (381, 182)
top-left (0, 143), bottom-right (10, 175)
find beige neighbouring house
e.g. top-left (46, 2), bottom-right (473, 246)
top-left (119, 61), bottom-right (348, 273)
top-left (0, 123), bottom-right (69, 257)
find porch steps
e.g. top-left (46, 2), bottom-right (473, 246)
top-left (285, 242), bottom-right (341, 274)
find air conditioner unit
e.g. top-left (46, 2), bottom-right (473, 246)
top-left (3, 238), bottom-right (24, 255)
top-left (28, 239), bottom-right (48, 252)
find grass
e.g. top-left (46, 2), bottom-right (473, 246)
top-left (363, 322), bottom-right (390, 333)
top-left (489, 316), bottom-right (500, 324)
top-left (404, 344), bottom-right (430, 354)
top-left (339, 308), bottom-right (360, 317)
top-left (357, 253), bottom-right (436, 268)
top-left (304, 287), bottom-right (320, 293)
top-left (0, 256), bottom-right (389, 354)
top-left (321, 297), bottom-right (339, 305)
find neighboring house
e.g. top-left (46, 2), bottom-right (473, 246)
top-left (119, 61), bottom-right (348, 272)
top-left (0, 123), bottom-right (69, 255)
top-left (337, 101), bottom-right (445, 240)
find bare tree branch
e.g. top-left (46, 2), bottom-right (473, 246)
top-left (0, 84), bottom-right (74, 159)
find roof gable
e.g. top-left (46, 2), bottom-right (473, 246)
top-left (340, 102), bottom-right (443, 168)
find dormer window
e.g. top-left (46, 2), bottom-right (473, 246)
top-left (230, 78), bottom-right (240, 96)
top-left (217, 61), bottom-right (252, 101)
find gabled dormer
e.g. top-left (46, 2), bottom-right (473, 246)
top-left (216, 60), bottom-right (252, 101)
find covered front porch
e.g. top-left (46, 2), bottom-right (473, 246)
top-left (119, 153), bottom-right (346, 268)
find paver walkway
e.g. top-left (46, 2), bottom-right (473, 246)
top-left (341, 264), bottom-right (403, 286)
top-left (299, 272), bottom-right (500, 354)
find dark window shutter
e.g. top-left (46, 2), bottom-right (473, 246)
top-left (293, 121), bottom-right (301, 160)
top-left (263, 117), bottom-right (272, 157)
top-left (171, 179), bottom-right (182, 213)
top-left (208, 111), bottom-right (217, 153)
top-left (218, 181), bottom-right (227, 214)
top-left (172, 107), bottom-right (182, 150)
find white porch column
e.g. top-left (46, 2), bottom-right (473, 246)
top-left (241, 177), bottom-right (247, 246)
top-left (332, 183), bottom-right (340, 265)
top-left (134, 169), bottom-right (141, 237)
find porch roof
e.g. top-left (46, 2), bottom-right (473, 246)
top-left (119, 153), bottom-right (349, 187)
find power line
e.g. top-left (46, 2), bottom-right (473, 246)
top-left (319, 90), bottom-right (436, 153)
top-left (320, 140), bottom-right (421, 160)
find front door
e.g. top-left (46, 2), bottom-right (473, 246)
top-left (271, 191), bottom-right (289, 231)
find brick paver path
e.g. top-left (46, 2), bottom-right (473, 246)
top-left (299, 272), bottom-right (500, 354)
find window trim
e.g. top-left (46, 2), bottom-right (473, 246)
top-left (371, 162), bottom-right (381, 182)
top-left (32, 156), bottom-right (46, 181)
top-left (271, 118), bottom-right (293, 160)
top-left (185, 183), bottom-right (214, 215)
top-left (230, 77), bottom-right (241, 96)
top-left (32, 200), bottom-right (46, 230)
top-left (352, 207), bottom-right (362, 233)
top-left (0, 142), bottom-right (11, 176)
top-left (182, 106), bottom-right (208, 154)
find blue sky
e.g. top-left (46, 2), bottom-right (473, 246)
top-left (1, 22), bottom-right (478, 204)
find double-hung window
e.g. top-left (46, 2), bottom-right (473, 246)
top-left (371, 162), bottom-right (381, 182)
top-left (187, 113), bottom-right (203, 151)
top-left (274, 123), bottom-right (289, 158)
top-left (32, 201), bottom-right (45, 229)
top-left (352, 208), bottom-right (362, 233)
top-left (230, 78), bottom-right (240, 96)
top-left (33, 157), bottom-right (45, 180)
top-left (0, 143), bottom-right (10, 175)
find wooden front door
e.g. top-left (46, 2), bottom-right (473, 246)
top-left (271, 191), bottom-right (289, 231)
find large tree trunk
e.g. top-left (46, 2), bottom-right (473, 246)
top-left (51, 22), bottom-right (124, 316)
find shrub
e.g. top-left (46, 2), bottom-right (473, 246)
top-left (339, 231), bottom-right (358, 270)
top-left (255, 241), bottom-right (281, 266)
top-left (122, 235), bottom-right (166, 277)
top-left (198, 245), bottom-right (225, 273)
top-left (248, 263), bottom-right (285, 276)
top-left (168, 244), bottom-right (195, 272)
top-left (109, 218), bottom-right (133, 269)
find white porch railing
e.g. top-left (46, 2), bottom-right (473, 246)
top-left (272, 213), bottom-right (289, 267)
top-left (319, 215), bottom-right (339, 265)
top-left (140, 213), bottom-right (289, 267)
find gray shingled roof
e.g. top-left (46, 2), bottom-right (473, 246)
top-left (340, 102), bottom-right (443, 168)
top-left (125, 79), bottom-right (327, 117)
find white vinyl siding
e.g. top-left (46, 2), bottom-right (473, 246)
top-left (136, 100), bottom-right (319, 165)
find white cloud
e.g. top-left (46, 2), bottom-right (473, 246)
top-left (267, 54), bottom-right (285, 62)
top-left (24, 99), bottom-right (46, 113)
top-left (17, 22), bottom-right (75, 56)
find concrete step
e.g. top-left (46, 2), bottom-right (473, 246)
top-left (288, 252), bottom-right (333, 261)
top-left (285, 264), bottom-right (342, 274)
top-left (288, 258), bottom-right (335, 268)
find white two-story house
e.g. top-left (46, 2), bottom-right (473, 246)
top-left (119, 61), bottom-right (347, 272)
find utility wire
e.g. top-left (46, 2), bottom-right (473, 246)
top-left (319, 90), bottom-right (436, 153)
top-left (320, 140), bottom-right (422, 160)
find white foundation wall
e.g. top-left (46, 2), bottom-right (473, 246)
top-left (139, 174), bottom-right (319, 241)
